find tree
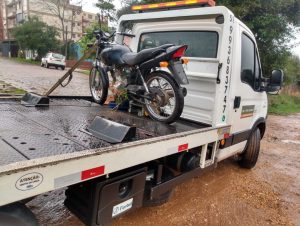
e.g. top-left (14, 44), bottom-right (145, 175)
top-left (78, 22), bottom-right (109, 52)
top-left (12, 17), bottom-right (59, 59)
top-left (217, 0), bottom-right (300, 75)
top-left (96, 0), bottom-right (116, 24)
top-left (117, 0), bottom-right (300, 76)
top-left (40, 0), bottom-right (82, 56)
top-left (284, 54), bottom-right (300, 84)
top-left (117, 0), bottom-right (138, 18)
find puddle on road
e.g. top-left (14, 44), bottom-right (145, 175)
top-left (282, 140), bottom-right (300, 145)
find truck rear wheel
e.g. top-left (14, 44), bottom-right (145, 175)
top-left (239, 128), bottom-right (261, 169)
top-left (0, 202), bottom-right (39, 226)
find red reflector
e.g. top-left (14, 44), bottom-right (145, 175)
top-left (172, 46), bottom-right (187, 59)
top-left (81, 165), bottom-right (105, 180)
top-left (224, 133), bottom-right (230, 139)
top-left (178, 143), bottom-right (189, 152)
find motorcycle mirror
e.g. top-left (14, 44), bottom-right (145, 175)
top-left (104, 32), bottom-right (110, 37)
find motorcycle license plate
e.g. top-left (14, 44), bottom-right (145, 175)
top-left (171, 61), bottom-right (189, 85)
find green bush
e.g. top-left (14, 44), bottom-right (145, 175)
top-left (268, 94), bottom-right (300, 115)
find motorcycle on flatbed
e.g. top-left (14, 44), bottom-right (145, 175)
top-left (89, 30), bottom-right (189, 124)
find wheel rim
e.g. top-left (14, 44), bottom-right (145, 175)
top-left (90, 68), bottom-right (104, 102)
top-left (146, 76), bottom-right (176, 120)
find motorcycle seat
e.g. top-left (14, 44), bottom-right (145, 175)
top-left (122, 44), bottom-right (174, 66)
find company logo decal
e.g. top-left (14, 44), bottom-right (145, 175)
top-left (241, 105), bottom-right (255, 118)
top-left (15, 172), bottom-right (43, 191)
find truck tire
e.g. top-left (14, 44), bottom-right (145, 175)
top-left (0, 202), bottom-right (39, 226)
top-left (239, 128), bottom-right (261, 169)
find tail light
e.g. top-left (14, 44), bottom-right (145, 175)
top-left (172, 46), bottom-right (187, 59)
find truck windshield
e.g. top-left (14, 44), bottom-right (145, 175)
top-left (139, 31), bottom-right (218, 58)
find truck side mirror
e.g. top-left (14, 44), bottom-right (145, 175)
top-left (267, 69), bottom-right (284, 94)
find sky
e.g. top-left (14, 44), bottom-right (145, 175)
top-left (79, 0), bottom-right (300, 57)
top-left (80, 0), bottom-right (122, 14)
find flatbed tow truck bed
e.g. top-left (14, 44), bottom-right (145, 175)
top-left (0, 96), bottom-right (229, 208)
top-left (0, 97), bottom-right (207, 166)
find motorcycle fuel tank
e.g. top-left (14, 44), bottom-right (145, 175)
top-left (100, 45), bottom-right (131, 66)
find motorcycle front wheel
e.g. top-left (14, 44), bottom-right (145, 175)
top-left (145, 71), bottom-right (184, 124)
top-left (89, 67), bottom-right (109, 105)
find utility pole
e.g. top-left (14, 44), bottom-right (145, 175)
top-left (4, 0), bottom-right (11, 57)
top-left (65, 25), bottom-right (68, 59)
top-left (0, 0), bottom-right (4, 42)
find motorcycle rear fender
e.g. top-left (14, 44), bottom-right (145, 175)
top-left (139, 45), bottom-right (186, 70)
top-left (168, 61), bottom-right (189, 85)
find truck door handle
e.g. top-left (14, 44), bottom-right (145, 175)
top-left (216, 63), bottom-right (223, 84)
top-left (234, 96), bottom-right (241, 109)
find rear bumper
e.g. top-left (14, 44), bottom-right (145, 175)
top-left (47, 60), bottom-right (66, 67)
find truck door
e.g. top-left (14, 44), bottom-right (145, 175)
top-left (229, 25), bottom-right (268, 135)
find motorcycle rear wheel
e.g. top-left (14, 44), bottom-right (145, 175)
top-left (145, 71), bottom-right (184, 124)
top-left (89, 67), bottom-right (109, 105)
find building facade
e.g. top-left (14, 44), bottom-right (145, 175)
top-left (0, 0), bottom-right (4, 41)
top-left (0, 0), bottom-right (103, 56)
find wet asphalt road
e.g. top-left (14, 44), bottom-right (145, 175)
top-left (0, 57), bottom-right (90, 96)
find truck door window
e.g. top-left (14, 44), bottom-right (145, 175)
top-left (139, 31), bottom-right (218, 58)
top-left (241, 33), bottom-right (260, 90)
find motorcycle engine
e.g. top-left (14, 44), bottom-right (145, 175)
top-left (110, 68), bottom-right (131, 94)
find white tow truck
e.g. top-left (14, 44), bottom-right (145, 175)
top-left (0, 1), bottom-right (283, 225)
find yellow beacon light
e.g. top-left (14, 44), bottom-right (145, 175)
top-left (132, 0), bottom-right (216, 11)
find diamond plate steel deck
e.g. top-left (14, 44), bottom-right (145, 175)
top-left (0, 97), bottom-right (206, 167)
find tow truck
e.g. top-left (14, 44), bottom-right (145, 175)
top-left (0, 1), bottom-right (283, 225)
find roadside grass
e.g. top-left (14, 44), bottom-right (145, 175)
top-left (0, 81), bottom-right (26, 95)
top-left (268, 94), bottom-right (300, 115)
top-left (11, 57), bottom-right (40, 66)
top-left (77, 70), bottom-right (90, 76)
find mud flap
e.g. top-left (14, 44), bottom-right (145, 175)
top-left (168, 61), bottom-right (189, 85)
